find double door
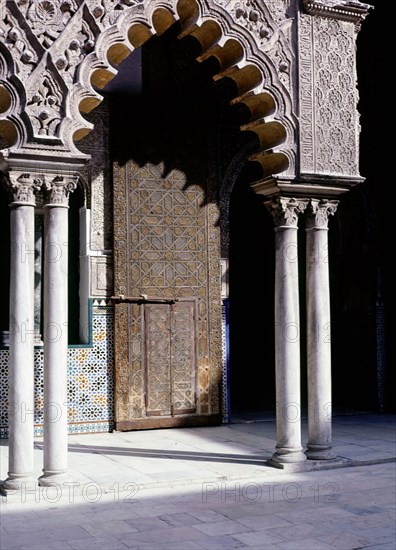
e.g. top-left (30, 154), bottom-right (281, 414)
top-left (144, 301), bottom-right (196, 417)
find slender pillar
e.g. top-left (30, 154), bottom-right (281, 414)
top-left (305, 199), bottom-right (338, 460)
top-left (39, 175), bottom-right (77, 486)
top-left (270, 197), bottom-right (308, 464)
top-left (34, 213), bottom-right (44, 344)
top-left (2, 174), bottom-right (41, 492)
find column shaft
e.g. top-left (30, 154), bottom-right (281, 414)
top-left (2, 172), bottom-right (40, 493)
top-left (306, 199), bottom-right (338, 460)
top-left (271, 198), bottom-right (307, 464)
top-left (39, 205), bottom-right (69, 485)
top-left (34, 214), bottom-right (44, 344)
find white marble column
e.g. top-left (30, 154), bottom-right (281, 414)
top-left (39, 176), bottom-right (77, 486)
top-left (305, 199), bottom-right (338, 460)
top-left (2, 174), bottom-right (41, 492)
top-left (34, 213), bottom-right (44, 344)
top-left (270, 197), bottom-right (308, 464)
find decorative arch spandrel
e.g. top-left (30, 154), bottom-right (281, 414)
top-left (0, 0), bottom-right (295, 180)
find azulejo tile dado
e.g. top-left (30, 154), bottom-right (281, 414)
top-left (0, 304), bottom-right (114, 438)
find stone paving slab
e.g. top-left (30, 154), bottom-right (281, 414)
top-left (0, 413), bottom-right (395, 549)
top-left (1, 462), bottom-right (395, 550)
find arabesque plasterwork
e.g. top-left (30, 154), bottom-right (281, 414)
top-left (298, 12), bottom-right (362, 178)
top-left (0, 0), bottom-right (295, 158)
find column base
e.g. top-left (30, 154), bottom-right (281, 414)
top-left (1, 473), bottom-right (37, 494)
top-left (306, 444), bottom-right (337, 460)
top-left (271, 446), bottom-right (307, 464)
top-left (38, 470), bottom-right (70, 487)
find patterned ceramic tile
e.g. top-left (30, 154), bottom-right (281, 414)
top-left (0, 303), bottom-right (114, 438)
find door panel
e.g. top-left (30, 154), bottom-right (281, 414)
top-left (145, 301), bottom-right (196, 417)
top-left (170, 301), bottom-right (196, 415)
top-left (145, 304), bottom-right (172, 416)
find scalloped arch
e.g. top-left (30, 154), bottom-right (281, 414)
top-left (0, 0), bottom-right (295, 179)
top-left (0, 46), bottom-right (27, 149)
top-left (71, 0), bottom-right (292, 180)
top-left (0, 84), bottom-right (27, 148)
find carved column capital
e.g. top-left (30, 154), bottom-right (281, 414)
top-left (44, 175), bottom-right (78, 207)
top-left (305, 199), bottom-right (338, 229)
top-left (6, 172), bottom-right (44, 206)
top-left (269, 197), bottom-right (309, 228)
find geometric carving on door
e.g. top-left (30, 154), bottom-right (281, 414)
top-left (128, 164), bottom-right (207, 297)
top-left (145, 301), bottom-right (196, 416)
top-left (113, 160), bottom-right (222, 429)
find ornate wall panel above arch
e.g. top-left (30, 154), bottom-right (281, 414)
top-left (0, 0), bottom-right (296, 179)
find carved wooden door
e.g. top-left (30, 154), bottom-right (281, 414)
top-left (113, 160), bottom-right (222, 430)
top-left (145, 301), bottom-right (196, 417)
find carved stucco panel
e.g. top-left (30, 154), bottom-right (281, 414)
top-left (232, 0), bottom-right (276, 44)
top-left (265, 0), bottom-right (290, 27)
top-left (113, 162), bottom-right (130, 422)
top-left (213, 0), bottom-right (290, 28)
top-left (25, 66), bottom-right (66, 138)
top-left (84, 0), bottom-right (142, 30)
top-left (78, 100), bottom-right (112, 252)
top-left (299, 13), bottom-right (360, 176)
top-left (271, 39), bottom-right (291, 91)
top-left (50, 11), bottom-right (97, 86)
top-left (16, 0), bottom-right (78, 49)
top-left (207, 155), bottom-right (222, 416)
top-left (0, 10), bottom-right (39, 81)
top-left (90, 256), bottom-right (113, 296)
top-left (212, 0), bottom-right (294, 95)
top-left (90, 168), bottom-right (112, 252)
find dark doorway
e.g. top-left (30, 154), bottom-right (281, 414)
top-left (228, 173), bottom-right (275, 415)
top-left (68, 184), bottom-right (84, 344)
